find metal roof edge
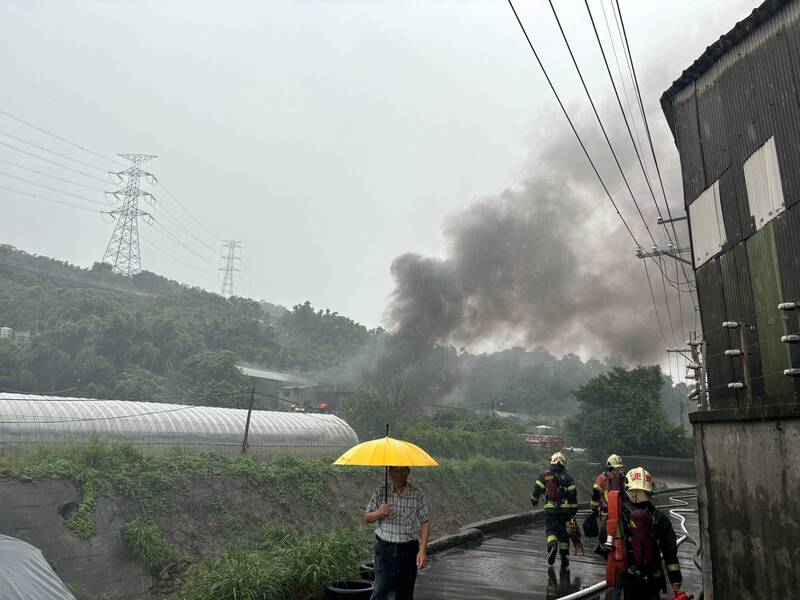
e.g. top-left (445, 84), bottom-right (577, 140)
top-left (660, 0), bottom-right (793, 106)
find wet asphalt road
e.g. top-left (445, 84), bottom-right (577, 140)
top-left (415, 495), bottom-right (702, 600)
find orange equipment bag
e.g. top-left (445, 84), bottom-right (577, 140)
top-left (605, 490), bottom-right (628, 587)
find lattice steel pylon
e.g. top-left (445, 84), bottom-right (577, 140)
top-left (101, 154), bottom-right (157, 275)
top-left (219, 240), bottom-right (242, 298)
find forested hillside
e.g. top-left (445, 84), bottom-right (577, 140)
top-left (0, 245), bottom-right (379, 407)
top-left (0, 244), bottom-right (688, 424)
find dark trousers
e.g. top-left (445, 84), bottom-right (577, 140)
top-left (544, 513), bottom-right (571, 557)
top-left (371, 537), bottom-right (419, 600)
top-left (612, 573), bottom-right (664, 600)
top-left (598, 516), bottom-right (607, 547)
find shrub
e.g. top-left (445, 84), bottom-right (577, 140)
top-left (120, 516), bottom-right (177, 574)
top-left (181, 526), bottom-right (360, 600)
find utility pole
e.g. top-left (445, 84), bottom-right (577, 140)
top-left (687, 332), bottom-right (708, 410)
top-left (669, 335), bottom-right (707, 412)
top-left (101, 154), bottom-right (157, 276)
top-left (219, 240), bottom-right (242, 298)
top-left (241, 386), bottom-right (256, 454)
top-left (635, 243), bottom-right (693, 267)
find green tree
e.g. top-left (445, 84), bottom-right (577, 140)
top-left (565, 365), bottom-right (691, 458)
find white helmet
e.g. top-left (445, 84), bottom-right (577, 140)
top-left (550, 452), bottom-right (567, 466)
top-left (625, 467), bottom-right (654, 493)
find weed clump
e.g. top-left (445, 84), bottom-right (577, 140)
top-left (120, 516), bottom-right (177, 574)
top-left (180, 525), bottom-right (360, 600)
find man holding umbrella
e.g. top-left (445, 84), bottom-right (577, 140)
top-left (364, 466), bottom-right (430, 600)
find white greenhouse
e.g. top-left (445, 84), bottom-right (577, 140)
top-left (0, 394), bottom-right (358, 458)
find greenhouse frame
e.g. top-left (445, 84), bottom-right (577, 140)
top-left (0, 394), bottom-right (358, 458)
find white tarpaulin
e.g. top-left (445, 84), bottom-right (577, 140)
top-left (0, 535), bottom-right (75, 599)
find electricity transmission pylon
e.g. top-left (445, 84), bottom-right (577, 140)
top-left (101, 154), bottom-right (157, 275)
top-left (219, 240), bottom-right (242, 298)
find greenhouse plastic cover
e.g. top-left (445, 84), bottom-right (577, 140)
top-left (0, 534), bottom-right (75, 599)
top-left (0, 394), bottom-right (358, 458)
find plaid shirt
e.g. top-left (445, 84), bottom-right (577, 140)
top-left (366, 482), bottom-right (430, 543)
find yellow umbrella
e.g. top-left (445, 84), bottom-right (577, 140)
top-left (333, 425), bottom-right (438, 501)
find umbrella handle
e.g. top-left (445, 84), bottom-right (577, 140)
top-left (384, 423), bottom-right (390, 503)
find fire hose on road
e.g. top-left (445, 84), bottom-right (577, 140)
top-left (557, 492), bottom-right (701, 600)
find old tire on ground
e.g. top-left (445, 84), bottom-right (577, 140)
top-left (325, 579), bottom-right (373, 599)
top-left (358, 561), bottom-right (374, 581)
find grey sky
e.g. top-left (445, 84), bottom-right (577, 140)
top-left (1, 0), bottom-right (752, 351)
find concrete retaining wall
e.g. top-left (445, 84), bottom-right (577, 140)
top-left (0, 480), bottom-right (151, 600)
top-left (624, 455), bottom-right (697, 482)
top-left (693, 417), bottom-right (800, 600)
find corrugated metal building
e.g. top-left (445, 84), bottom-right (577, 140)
top-left (661, 1), bottom-right (800, 597)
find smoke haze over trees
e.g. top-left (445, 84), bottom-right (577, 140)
top-left (381, 116), bottom-right (687, 375)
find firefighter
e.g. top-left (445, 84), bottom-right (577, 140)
top-left (615, 467), bottom-right (683, 599)
top-left (589, 454), bottom-right (626, 549)
top-left (531, 452), bottom-right (578, 570)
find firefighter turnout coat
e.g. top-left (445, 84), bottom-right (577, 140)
top-left (622, 500), bottom-right (683, 589)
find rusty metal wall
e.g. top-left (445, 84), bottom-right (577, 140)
top-left (672, 86), bottom-right (707, 205)
top-left (719, 243), bottom-right (765, 404)
top-left (695, 260), bottom-right (736, 409)
top-left (663, 1), bottom-right (800, 411)
top-left (774, 204), bottom-right (800, 396)
top-left (746, 222), bottom-right (794, 404)
top-left (669, 2), bottom-right (800, 215)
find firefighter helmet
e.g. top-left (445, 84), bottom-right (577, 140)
top-left (550, 451), bottom-right (567, 466)
top-left (625, 467), bottom-right (654, 493)
top-left (606, 454), bottom-right (624, 469)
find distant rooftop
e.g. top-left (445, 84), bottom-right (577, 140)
top-left (236, 365), bottom-right (316, 385)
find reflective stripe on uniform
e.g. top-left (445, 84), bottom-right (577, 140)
top-left (558, 542), bottom-right (569, 549)
top-left (536, 481), bottom-right (546, 489)
top-left (593, 483), bottom-right (603, 491)
top-left (543, 502), bottom-right (555, 509)
top-left (566, 485), bottom-right (576, 491)
top-left (560, 502), bottom-right (578, 509)
top-left (667, 563), bottom-right (681, 572)
top-left (547, 535), bottom-right (558, 544)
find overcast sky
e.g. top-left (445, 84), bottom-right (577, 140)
top-left (1, 0), bottom-right (754, 353)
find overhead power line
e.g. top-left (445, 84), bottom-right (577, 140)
top-left (0, 140), bottom-right (111, 183)
top-left (0, 157), bottom-right (107, 192)
top-left (151, 221), bottom-right (219, 267)
top-left (0, 107), bottom-right (125, 166)
top-left (0, 169), bottom-right (110, 204)
top-left (583, 0), bottom-right (673, 246)
top-left (643, 260), bottom-right (668, 347)
top-left (0, 128), bottom-right (110, 172)
top-left (506, 0), bottom-right (679, 349)
top-left (0, 184), bottom-right (102, 213)
top-left (504, 0), bottom-right (643, 249)
top-left (614, 0), bottom-right (693, 284)
top-left (158, 182), bottom-right (221, 244)
top-left (140, 234), bottom-right (217, 276)
top-left (547, 0), bottom-right (657, 248)
top-left (613, 0), bottom-right (696, 349)
top-left (151, 199), bottom-right (219, 255)
top-left (599, 0), bottom-right (649, 186)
